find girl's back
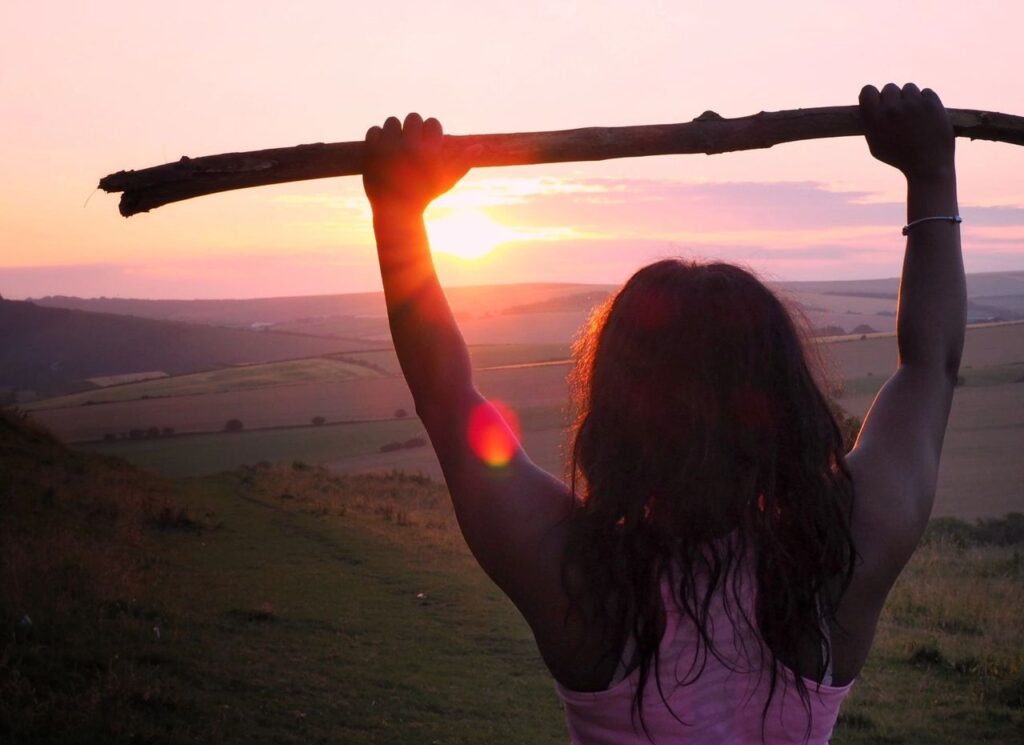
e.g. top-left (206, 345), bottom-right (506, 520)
top-left (361, 82), bottom-right (965, 742)
top-left (557, 540), bottom-right (852, 744)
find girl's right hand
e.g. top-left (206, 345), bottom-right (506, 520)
top-left (859, 83), bottom-right (955, 180)
top-left (362, 113), bottom-right (480, 216)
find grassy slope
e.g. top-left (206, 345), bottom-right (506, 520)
top-left (0, 410), bottom-right (565, 743)
top-left (4, 412), bottom-right (1022, 743)
top-left (133, 471), bottom-right (566, 745)
top-left (0, 300), bottom-right (358, 399)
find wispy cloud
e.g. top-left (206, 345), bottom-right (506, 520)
top-left (5, 177), bottom-right (1021, 298)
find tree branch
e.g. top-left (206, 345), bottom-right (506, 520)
top-left (99, 106), bottom-right (1024, 217)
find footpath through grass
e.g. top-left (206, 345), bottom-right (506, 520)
top-left (139, 470), bottom-right (567, 744)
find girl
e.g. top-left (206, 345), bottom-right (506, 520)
top-left (361, 82), bottom-right (964, 743)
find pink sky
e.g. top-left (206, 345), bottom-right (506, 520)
top-left (2, 1), bottom-right (1023, 299)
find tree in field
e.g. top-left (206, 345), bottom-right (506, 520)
top-left (311, 416), bottom-right (326, 426)
top-left (224, 418), bottom-right (244, 433)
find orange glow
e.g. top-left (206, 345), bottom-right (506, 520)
top-left (426, 209), bottom-right (522, 260)
top-left (467, 400), bottom-right (522, 467)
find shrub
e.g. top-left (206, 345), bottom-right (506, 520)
top-left (311, 416), bottom-right (326, 426)
top-left (975, 512), bottom-right (1024, 545)
top-left (923, 513), bottom-right (1024, 547)
top-left (836, 711), bottom-right (876, 731)
top-left (161, 427), bottom-right (175, 436)
top-left (128, 428), bottom-right (145, 440)
top-left (146, 426), bottom-right (160, 438)
top-left (924, 516), bottom-right (977, 547)
top-left (394, 408), bottom-right (408, 419)
top-left (908, 641), bottom-right (947, 668)
top-left (149, 506), bottom-right (200, 532)
top-left (997, 670), bottom-right (1024, 709)
top-left (224, 418), bottom-right (244, 433)
top-left (380, 438), bottom-right (427, 453)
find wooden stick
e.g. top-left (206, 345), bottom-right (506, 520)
top-left (100, 106), bottom-right (1024, 217)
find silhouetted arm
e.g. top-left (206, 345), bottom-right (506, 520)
top-left (847, 84), bottom-right (965, 580)
top-left (363, 115), bottom-right (574, 654)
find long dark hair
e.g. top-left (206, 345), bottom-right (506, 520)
top-left (564, 259), bottom-right (856, 734)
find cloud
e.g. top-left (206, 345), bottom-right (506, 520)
top-left (4, 177), bottom-right (1022, 298)
top-left (0, 253), bottom-right (382, 300)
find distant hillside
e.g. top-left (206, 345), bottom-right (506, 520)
top-left (32, 272), bottom-right (1024, 332)
top-left (13, 272), bottom-right (1024, 402)
top-left (778, 270), bottom-right (1024, 299)
top-left (32, 283), bottom-right (614, 328)
top-left (0, 300), bottom-right (359, 400)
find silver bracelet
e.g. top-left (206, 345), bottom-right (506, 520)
top-left (902, 215), bottom-right (962, 236)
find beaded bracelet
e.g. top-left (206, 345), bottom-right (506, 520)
top-left (902, 215), bottom-right (962, 236)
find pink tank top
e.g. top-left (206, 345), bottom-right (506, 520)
top-left (555, 556), bottom-right (853, 744)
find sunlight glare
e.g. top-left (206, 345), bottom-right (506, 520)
top-left (426, 210), bottom-right (523, 260)
top-left (467, 400), bottom-right (522, 468)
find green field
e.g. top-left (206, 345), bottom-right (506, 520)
top-left (77, 404), bottom-right (568, 479)
top-left (26, 357), bottom-right (385, 411)
top-left (343, 342), bottom-right (571, 375)
top-left (22, 322), bottom-right (1024, 520)
top-left (78, 418), bottom-right (430, 478)
top-left (4, 411), bottom-right (1022, 743)
top-left (25, 344), bottom-right (572, 411)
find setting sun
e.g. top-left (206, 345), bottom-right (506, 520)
top-left (426, 210), bottom-right (523, 260)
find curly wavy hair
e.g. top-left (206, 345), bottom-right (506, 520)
top-left (563, 259), bottom-right (856, 736)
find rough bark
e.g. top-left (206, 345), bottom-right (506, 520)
top-left (99, 106), bottom-right (1024, 216)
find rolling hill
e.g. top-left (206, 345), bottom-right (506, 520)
top-left (11, 271), bottom-right (1024, 402)
top-left (0, 299), bottom-right (363, 400)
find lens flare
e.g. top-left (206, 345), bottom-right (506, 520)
top-left (467, 400), bottom-right (521, 468)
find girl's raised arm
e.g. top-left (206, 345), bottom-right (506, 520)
top-left (362, 115), bottom-right (575, 668)
top-left (843, 84), bottom-right (966, 635)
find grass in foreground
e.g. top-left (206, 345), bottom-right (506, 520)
top-left (1, 410), bottom-right (565, 743)
top-left (2, 408), bottom-right (1022, 743)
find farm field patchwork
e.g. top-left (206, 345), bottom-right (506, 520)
top-left (26, 356), bottom-right (385, 411)
top-left (343, 343), bottom-right (572, 375)
top-left (79, 404), bottom-right (569, 479)
top-left (33, 362), bottom-right (573, 443)
top-left (36, 321), bottom-right (1024, 520)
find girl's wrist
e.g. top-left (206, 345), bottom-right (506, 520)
top-left (904, 165), bottom-right (956, 185)
top-left (371, 200), bottom-right (427, 223)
